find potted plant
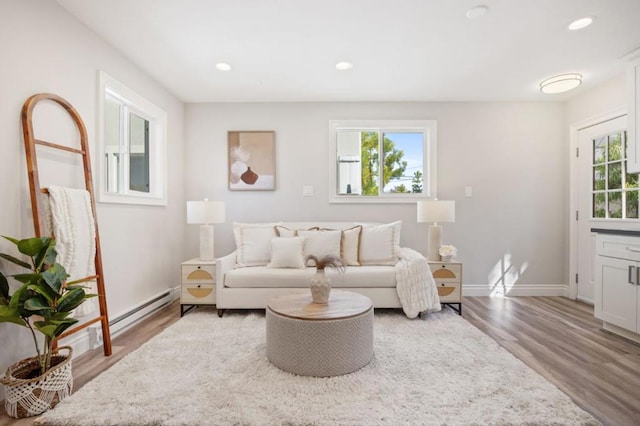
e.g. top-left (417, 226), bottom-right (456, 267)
top-left (306, 254), bottom-right (344, 304)
top-left (0, 236), bottom-right (95, 418)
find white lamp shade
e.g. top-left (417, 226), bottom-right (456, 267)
top-left (417, 200), bottom-right (455, 223)
top-left (187, 200), bottom-right (225, 224)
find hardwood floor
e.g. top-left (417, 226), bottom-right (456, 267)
top-left (463, 297), bottom-right (640, 426)
top-left (2, 297), bottom-right (639, 425)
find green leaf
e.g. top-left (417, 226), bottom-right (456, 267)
top-left (42, 264), bottom-right (68, 294)
top-left (34, 237), bottom-right (54, 269)
top-left (2, 236), bottom-right (20, 245)
top-left (54, 318), bottom-right (78, 336)
top-left (34, 323), bottom-right (58, 338)
top-left (0, 253), bottom-right (31, 270)
top-left (0, 272), bottom-right (9, 302)
top-left (11, 273), bottom-right (39, 285)
top-left (17, 238), bottom-right (44, 257)
top-left (9, 284), bottom-right (27, 309)
top-left (0, 305), bottom-right (27, 326)
top-left (27, 284), bottom-right (55, 305)
top-left (57, 288), bottom-right (86, 312)
top-left (24, 297), bottom-right (52, 311)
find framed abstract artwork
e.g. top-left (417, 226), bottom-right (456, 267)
top-left (228, 131), bottom-right (276, 191)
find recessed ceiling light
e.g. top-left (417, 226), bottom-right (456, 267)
top-left (539, 73), bottom-right (583, 94)
top-left (335, 62), bottom-right (353, 71)
top-left (466, 5), bottom-right (489, 20)
top-left (216, 63), bottom-right (232, 71)
top-left (568, 16), bottom-right (594, 31)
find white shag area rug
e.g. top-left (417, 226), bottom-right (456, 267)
top-left (37, 309), bottom-right (599, 426)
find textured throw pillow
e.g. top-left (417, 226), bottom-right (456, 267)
top-left (233, 222), bottom-right (281, 267)
top-left (341, 225), bottom-right (362, 266)
top-left (274, 225), bottom-right (297, 237)
top-left (267, 237), bottom-right (306, 269)
top-left (359, 221), bottom-right (402, 265)
top-left (297, 229), bottom-right (341, 261)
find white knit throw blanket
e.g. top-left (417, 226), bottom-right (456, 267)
top-left (48, 185), bottom-right (97, 317)
top-left (395, 248), bottom-right (441, 318)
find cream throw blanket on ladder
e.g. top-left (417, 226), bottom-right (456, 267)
top-left (48, 185), bottom-right (97, 317)
top-left (395, 248), bottom-right (441, 318)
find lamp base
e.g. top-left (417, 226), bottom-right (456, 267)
top-left (199, 224), bottom-right (214, 261)
top-left (428, 224), bottom-right (442, 261)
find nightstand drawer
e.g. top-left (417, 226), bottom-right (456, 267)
top-left (436, 281), bottom-right (461, 303)
top-left (181, 264), bottom-right (215, 283)
top-left (181, 283), bottom-right (216, 304)
top-left (429, 263), bottom-right (462, 282)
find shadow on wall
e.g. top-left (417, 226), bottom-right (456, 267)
top-left (488, 253), bottom-right (529, 296)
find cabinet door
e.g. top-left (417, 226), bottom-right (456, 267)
top-left (627, 57), bottom-right (640, 173)
top-left (597, 256), bottom-right (637, 332)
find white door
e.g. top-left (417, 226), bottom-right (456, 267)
top-left (577, 116), bottom-right (629, 303)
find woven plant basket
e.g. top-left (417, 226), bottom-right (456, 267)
top-left (0, 346), bottom-right (73, 418)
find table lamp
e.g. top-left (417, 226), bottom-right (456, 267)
top-left (417, 199), bottom-right (455, 261)
top-left (187, 199), bottom-right (225, 260)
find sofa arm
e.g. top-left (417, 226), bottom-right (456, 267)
top-left (216, 251), bottom-right (236, 306)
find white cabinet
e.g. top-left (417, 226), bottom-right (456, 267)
top-left (595, 233), bottom-right (640, 340)
top-left (625, 54), bottom-right (640, 173)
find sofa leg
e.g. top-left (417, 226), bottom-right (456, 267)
top-left (217, 308), bottom-right (225, 318)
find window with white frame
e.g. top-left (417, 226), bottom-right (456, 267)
top-left (98, 71), bottom-right (167, 205)
top-left (591, 129), bottom-right (638, 219)
top-left (329, 120), bottom-right (437, 203)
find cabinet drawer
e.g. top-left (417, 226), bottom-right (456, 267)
top-left (181, 264), bottom-right (215, 283)
top-left (436, 281), bottom-right (461, 303)
top-left (596, 234), bottom-right (640, 262)
top-left (181, 283), bottom-right (216, 304)
top-left (429, 263), bottom-right (462, 282)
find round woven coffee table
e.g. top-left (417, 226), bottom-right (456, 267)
top-left (266, 290), bottom-right (374, 377)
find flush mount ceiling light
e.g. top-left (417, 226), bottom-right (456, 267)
top-left (466, 5), bottom-right (489, 20)
top-left (215, 63), bottom-right (232, 71)
top-left (539, 73), bottom-right (583, 94)
top-left (335, 61), bottom-right (353, 71)
top-left (568, 16), bottom-right (594, 30)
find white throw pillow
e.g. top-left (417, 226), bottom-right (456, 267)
top-left (359, 221), bottom-right (402, 265)
top-left (341, 225), bottom-right (362, 266)
top-left (274, 225), bottom-right (297, 237)
top-left (267, 237), bottom-right (306, 269)
top-left (297, 229), bottom-right (341, 261)
top-left (233, 222), bottom-right (281, 267)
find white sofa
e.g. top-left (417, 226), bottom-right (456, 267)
top-left (216, 221), bottom-right (422, 316)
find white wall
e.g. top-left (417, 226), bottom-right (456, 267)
top-left (185, 102), bottom-right (567, 296)
top-left (0, 0), bottom-right (185, 397)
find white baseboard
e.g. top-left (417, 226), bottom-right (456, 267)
top-left (60, 286), bottom-right (180, 357)
top-left (463, 284), bottom-right (569, 297)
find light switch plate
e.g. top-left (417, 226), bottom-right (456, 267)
top-left (465, 186), bottom-right (473, 197)
top-left (303, 185), bottom-right (314, 196)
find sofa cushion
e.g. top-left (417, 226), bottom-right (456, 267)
top-left (358, 221), bottom-right (401, 266)
top-left (225, 265), bottom-right (396, 289)
top-left (267, 237), bottom-right (305, 269)
top-left (233, 222), bottom-right (281, 267)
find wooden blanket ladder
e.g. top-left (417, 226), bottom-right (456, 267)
top-left (21, 93), bottom-right (112, 356)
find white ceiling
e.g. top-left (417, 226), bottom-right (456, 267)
top-left (56, 0), bottom-right (640, 103)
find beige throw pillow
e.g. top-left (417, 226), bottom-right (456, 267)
top-left (297, 229), bottom-right (342, 261)
top-left (267, 237), bottom-right (306, 269)
top-left (233, 222), bottom-right (281, 267)
top-left (341, 225), bottom-right (362, 266)
top-left (359, 221), bottom-right (402, 265)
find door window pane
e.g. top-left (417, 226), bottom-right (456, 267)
top-left (608, 192), bottom-right (622, 218)
top-left (593, 193), bottom-right (606, 218)
top-left (627, 191), bottom-right (639, 219)
top-left (591, 130), bottom-right (638, 219)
